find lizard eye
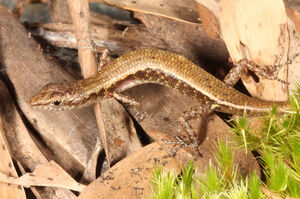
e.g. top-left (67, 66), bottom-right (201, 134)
top-left (52, 100), bottom-right (61, 106)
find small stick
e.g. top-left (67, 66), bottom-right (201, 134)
top-left (67, 0), bottom-right (111, 166)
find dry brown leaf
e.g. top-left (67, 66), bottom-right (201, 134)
top-left (81, 138), bottom-right (102, 183)
top-left (285, 9), bottom-right (300, 93)
top-left (0, 78), bottom-right (77, 198)
top-left (197, 0), bottom-right (300, 101)
top-left (0, 161), bottom-right (86, 192)
top-left (261, 186), bottom-right (284, 199)
top-left (196, 2), bottom-right (220, 39)
top-left (220, 0), bottom-right (290, 101)
top-left (286, 7), bottom-right (300, 35)
top-left (0, 7), bottom-right (87, 197)
top-left (261, 186), bottom-right (297, 199)
top-left (0, 5), bottom-right (101, 169)
top-left (0, 117), bottom-right (26, 199)
top-left (146, 128), bottom-right (194, 159)
top-left (33, 12), bottom-right (228, 64)
top-left (195, 0), bottom-right (220, 16)
top-left (78, 142), bottom-right (182, 199)
top-left (93, 0), bottom-right (200, 24)
top-left (134, 12), bottom-right (228, 63)
top-left (99, 99), bottom-right (142, 161)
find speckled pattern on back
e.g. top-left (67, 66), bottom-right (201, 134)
top-left (73, 48), bottom-right (287, 114)
top-left (30, 48), bottom-right (287, 112)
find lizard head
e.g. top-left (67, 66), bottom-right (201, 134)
top-left (30, 82), bottom-right (81, 111)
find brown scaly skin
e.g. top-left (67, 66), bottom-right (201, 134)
top-left (30, 48), bottom-right (288, 113)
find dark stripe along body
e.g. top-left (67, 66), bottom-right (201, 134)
top-left (72, 48), bottom-right (287, 114)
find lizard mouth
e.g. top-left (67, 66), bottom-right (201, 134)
top-left (30, 105), bottom-right (76, 111)
top-left (30, 97), bottom-right (76, 111)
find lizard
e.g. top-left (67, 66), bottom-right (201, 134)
top-left (30, 48), bottom-right (289, 149)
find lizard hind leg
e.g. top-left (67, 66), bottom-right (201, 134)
top-left (172, 102), bottom-right (217, 155)
top-left (225, 53), bottom-right (300, 87)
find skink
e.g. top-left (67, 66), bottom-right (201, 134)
top-left (30, 48), bottom-right (288, 114)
